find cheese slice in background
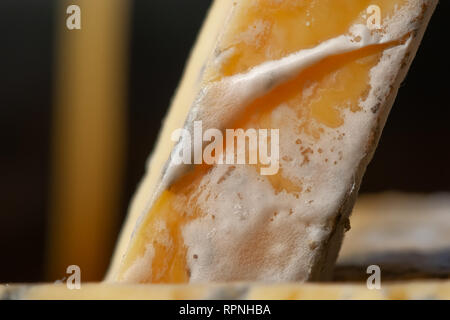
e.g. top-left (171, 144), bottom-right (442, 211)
top-left (2, 281), bottom-right (450, 300)
top-left (336, 192), bottom-right (450, 281)
top-left (107, 0), bottom-right (438, 283)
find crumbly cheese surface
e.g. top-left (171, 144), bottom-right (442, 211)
top-left (112, 0), bottom-right (437, 283)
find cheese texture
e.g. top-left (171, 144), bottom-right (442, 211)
top-left (108, 0), bottom-right (437, 283)
top-left (2, 281), bottom-right (450, 300)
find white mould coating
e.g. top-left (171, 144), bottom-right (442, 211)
top-left (121, 0), bottom-right (437, 283)
top-left (161, 24), bottom-right (386, 191)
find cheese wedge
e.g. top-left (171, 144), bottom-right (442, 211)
top-left (2, 281), bottom-right (450, 300)
top-left (108, 0), bottom-right (437, 283)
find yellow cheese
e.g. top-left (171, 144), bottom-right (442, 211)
top-left (2, 281), bottom-right (449, 300)
top-left (108, 0), bottom-right (437, 283)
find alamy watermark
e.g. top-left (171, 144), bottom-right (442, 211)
top-left (54, 265), bottom-right (81, 290)
top-left (65, 3), bottom-right (381, 31)
top-left (366, 264), bottom-right (381, 290)
top-left (66, 5), bottom-right (81, 30)
top-left (366, 5), bottom-right (382, 30)
top-left (171, 121), bottom-right (280, 175)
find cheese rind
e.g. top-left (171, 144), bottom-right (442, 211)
top-left (110, 0), bottom-right (437, 283)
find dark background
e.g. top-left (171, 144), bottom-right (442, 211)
top-left (0, 0), bottom-right (448, 282)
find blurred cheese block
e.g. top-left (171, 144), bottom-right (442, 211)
top-left (1, 281), bottom-right (449, 300)
top-left (336, 192), bottom-right (450, 281)
top-left (108, 0), bottom-right (437, 283)
top-left (2, 193), bottom-right (449, 299)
